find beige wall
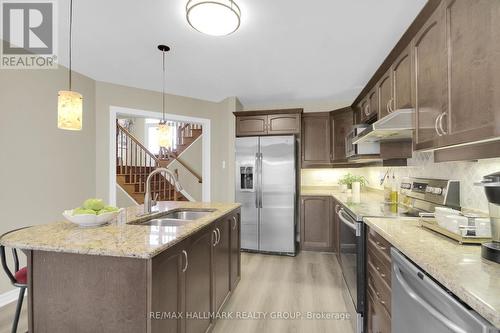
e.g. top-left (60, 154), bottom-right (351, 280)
top-left (0, 67), bottom-right (96, 294)
top-left (95, 81), bottom-right (238, 203)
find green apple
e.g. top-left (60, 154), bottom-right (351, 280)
top-left (83, 198), bottom-right (105, 211)
top-left (73, 207), bottom-right (97, 215)
top-left (104, 205), bottom-right (119, 212)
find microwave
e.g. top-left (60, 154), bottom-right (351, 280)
top-left (345, 125), bottom-right (380, 158)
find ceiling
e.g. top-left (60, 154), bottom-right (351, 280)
top-left (60, 0), bottom-right (427, 106)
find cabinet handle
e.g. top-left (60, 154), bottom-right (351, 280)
top-left (182, 250), bottom-right (188, 272)
top-left (386, 99), bottom-right (392, 114)
top-left (216, 228), bottom-right (221, 245)
top-left (364, 105), bottom-right (370, 116)
top-left (389, 97), bottom-right (394, 113)
top-left (212, 230), bottom-right (218, 246)
top-left (375, 241), bottom-right (387, 251)
top-left (335, 204), bottom-right (341, 214)
top-left (435, 113), bottom-right (444, 136)
top-left (439, 112), bottom-right (447, 135)
top-left (232, 216), bottom-right (237, 230)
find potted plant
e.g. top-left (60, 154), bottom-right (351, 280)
top-left (338, 173), bottom-right (368, 194)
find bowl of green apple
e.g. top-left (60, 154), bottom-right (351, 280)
top-left (63, 199), bottom-right (123, 227)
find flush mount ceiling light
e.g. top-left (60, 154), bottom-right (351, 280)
top-left (186, 0), bottom-right (241, 36)
top-left (58, 0), bottom-right (83, 131)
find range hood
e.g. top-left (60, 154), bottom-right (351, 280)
top-left (352, 108), bottom-right (414, 144)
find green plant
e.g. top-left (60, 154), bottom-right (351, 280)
top-left (338, 173), bottom-right (368, 189)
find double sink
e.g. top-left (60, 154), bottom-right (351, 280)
top-left (131, 209), bottom-right (215, 227)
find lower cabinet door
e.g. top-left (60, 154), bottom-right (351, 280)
top-left (214, 219), bottom-right (231, 312)
top-left (300, 196), bottom-right (333, 251)
top-left (230, 213), bottom-right (241, 290)
top-left (367, 287), bottom-right (391, 333)
top-left (185, 227), bottom-right (213, 333)
top-left (151, 242), bottom-right (184, 333)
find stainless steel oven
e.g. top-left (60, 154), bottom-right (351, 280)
top-left (337, 206), bottom-right (365, 333)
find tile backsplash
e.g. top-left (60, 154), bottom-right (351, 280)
top-left (301, 152), bottom-right (500, 212)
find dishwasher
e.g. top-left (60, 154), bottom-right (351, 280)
top-left (391, 248), bottom-right (498, 333)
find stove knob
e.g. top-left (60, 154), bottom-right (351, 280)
top-left (432, 187), bottom-right (443, 195)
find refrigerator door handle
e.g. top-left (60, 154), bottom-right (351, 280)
top-left (259, 152), bottom-right (263, 208)
top-left (255, 153), bottom-right (259, 208)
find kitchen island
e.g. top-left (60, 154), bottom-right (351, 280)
top-left (0, 201), bottom-right (241, 333)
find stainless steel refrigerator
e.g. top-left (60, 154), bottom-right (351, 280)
top-left (235, 136), bottom-right (296, 255)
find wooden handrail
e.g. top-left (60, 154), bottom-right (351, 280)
top-left (116, 122), bottom-right (159, 163)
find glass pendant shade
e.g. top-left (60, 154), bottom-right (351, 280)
top-left (186, 0), bottom-right (241, 36)
top-left (57, 90), bottom-right (83, 131)
top-left (158, 122), bottom-right (172, 149)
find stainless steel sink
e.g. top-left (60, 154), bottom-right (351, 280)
top-left (162, 210), bottom-right (213, 220)
top-left (131, 209), bottom-right (215, 227)
top-left (139, 218), bottom-right (193, 227)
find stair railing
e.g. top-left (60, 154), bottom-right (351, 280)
top-left (116, 121), bottom-right (181, 201)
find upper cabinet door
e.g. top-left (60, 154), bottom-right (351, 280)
top-left (301, 113), bottom-right (331, 166)
top-left (368, 87), bottom-right (379, 121)
top-left (441, 0), bottom-right (500, 146)
top-left (413, 2), bottom-right (447, 150)
top-left (392, 46), bottom-right (413, 110)
top-left (236, 115), bottom-right (268, 136)
top-left (378, 69), bottom-right (393, 119)
top-left (360, 98), bottom-right (370, 123)
top-left (331, 109), bottom-right (353, 162)
top-left (267, 114), bottom-right (300, 135)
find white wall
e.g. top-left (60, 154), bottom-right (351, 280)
top-left (0, 66), bottom-right (96, 294)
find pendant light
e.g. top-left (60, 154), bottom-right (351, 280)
top-left (157, 45), bottom-right (172, 150)
top-left (58, 0), bottom-right (83, 131)
top-left (186, 0), bottom-right (241, 36)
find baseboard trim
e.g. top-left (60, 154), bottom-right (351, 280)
top-left (0, 288), bottom-right (25, 308)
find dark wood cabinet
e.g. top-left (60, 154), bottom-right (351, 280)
top-left (351, 0), bottom-right (500, 158)
top-left (213, 218), bottom-right (231, 313)
top-left (301, 113), bottom-right (331, 166)
top-left (367, 88), bottom-right (379, 121)
top-left (359, 98), bottom-right (369, 123)
top-left (331, 108), bottom-right (353, 163)
top-left (413, 2), bottom-right (447, 150)
top-left (185, 227), bottom-right (213, 333)
top-left (366, 227), bottom-right (392, 333)
top-left (300, 196), bottom-right (335, 251)
top-left (437, 0), bottom-right (500, 148)
top-left (236, 115), bottom-right (268, 136)
top-left (230, 213), bottom-right (241, 291)
top-left (377, 69), bottom-right (392, 119)
top-left (302, 108), bottom-right (354, 167)
top-left (267, 114), bottom-right (301, 134)
top-left (391, 46), bottom-right (413, 110)
top-left (234, 109), bottom-right (302, 137)
top-left (151, 243), bottom-right (185, 333)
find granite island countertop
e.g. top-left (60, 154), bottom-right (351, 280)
top-left (0, 201), bottom-right (240, 259)
top-left (364, 217), bottom-right (500, 328)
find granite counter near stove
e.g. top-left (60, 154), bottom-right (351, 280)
top-left (300, 186), bottom-right (413, 220)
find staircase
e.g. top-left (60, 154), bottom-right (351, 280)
top-left (116, 121), bottom-right (202, 204)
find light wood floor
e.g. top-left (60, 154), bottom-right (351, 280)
top-left (0, 252), bottom-right (353, 333)
top-left (0, 293), bottom-right (28, 333)
top-left (213, 252), bottom-right (354, 333)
